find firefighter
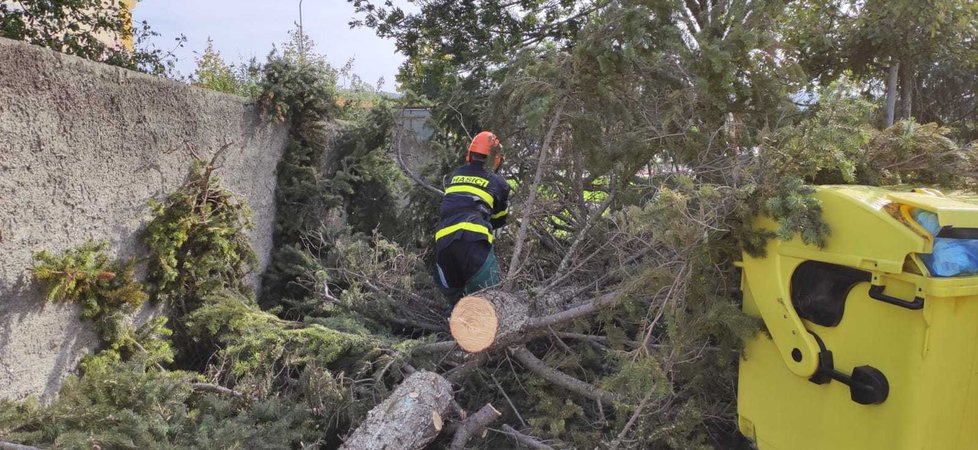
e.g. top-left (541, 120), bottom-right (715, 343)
top-left (434, 131), bottom-right (511, 301)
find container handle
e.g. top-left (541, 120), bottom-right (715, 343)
top-left (868, 284), bottom-right (924, 310)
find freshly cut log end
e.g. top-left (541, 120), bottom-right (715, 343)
top-left (450, 296), bottom-right (500, 353)
top-left (450, 291), bottom-right (530, 353)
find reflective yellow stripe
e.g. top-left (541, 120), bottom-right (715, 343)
top-left (491, 208), bottom-right (508, 219)
top-left (445, 185), bottom-right (494, 208)
top-left (435, 222), bottom-right (493, 244)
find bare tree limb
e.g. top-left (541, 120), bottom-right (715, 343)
top-left (413, 340), bottom-right (458, 354)
top-left (491, 373), bottom-right (528, 428)
top-left (393, 121), bottom-right (445, 198)
top-left (444, 353), bottom-right (489, 384)
top-left (608, 390), bottom-right (657, 449)
top-left (390, 316), bottom-right (447, 332)
top-left (543, 179), bottom-right (618, 292)
top-left (191, 382), bottom-right (247, 399)
top-left (527, 291), bottom-right (621, 331)
top-left (450, 404), bottom-right (502, 450)
top-left (450, 289), bottom-right (624, 353)
top-left (0, 442), bottom-right (41, 450)
top-left (505, 96), bottom-right (567, 289)
top-left (510, 346), bottom-right (621, 406)
top-left (499, 424), bottom-right (556, 450)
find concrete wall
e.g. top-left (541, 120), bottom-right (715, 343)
top-left (0, 37), bottom-right (287, 401)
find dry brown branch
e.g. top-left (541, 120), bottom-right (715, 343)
top-left (510, 346), bottom-right (621, 407)
top-left (449, 404), bottom-right (502, 450)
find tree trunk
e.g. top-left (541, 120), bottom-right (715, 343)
top-left (899, 59), bottom-right (913, 121)
top-left (885, 63), bottom-right (899, 127)
top-left (340, 371), bottom-right (455, 450)
top-left (450, 291), bottom-right (530, 352)
top-left (449, 288), bottom-right (615, 353)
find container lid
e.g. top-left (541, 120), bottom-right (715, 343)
top-left (887, 191), bottom-right (978, 229)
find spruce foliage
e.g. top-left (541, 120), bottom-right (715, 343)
top-left (31, 241), bottom-right (149, 346)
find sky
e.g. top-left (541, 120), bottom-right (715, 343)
top-left (132, 0), bottom-right (413, 92)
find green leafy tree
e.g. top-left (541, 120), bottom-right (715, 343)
top-left (191, 38), bottom-right (262, 97)
top-left (785, 0), bottom-right (978, 131)
top-left (0, 0), bottom-right (184, 76)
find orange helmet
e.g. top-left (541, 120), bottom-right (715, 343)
top-left (467, 131), bottom-right (503, 170)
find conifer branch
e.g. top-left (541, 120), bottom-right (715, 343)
top-left (510, 346), bottom-right (621, 406)
top-left (499, 424), bottom-right (555, 450)
top-left (544, 178), bottom-right (618, 292)
top-left (444, 353), bottom-right (489, 383)
top-left (393, 123), bottom-right (444, 197)
top-left (526, 291), bottom-right (621, 331)
top-left (449, 403), bottom-right (502, 450)
top-left (0, 442), bottom-right (41, 450)
top-left (191, 382), bottom-right (247, 399)
top-left (504, 96), bottom-right (567, 289)
top-left (608, 390), bottom-right (657, 450)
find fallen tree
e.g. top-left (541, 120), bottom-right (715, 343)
top-left (449, 290), bottom-right (622, 353)
top-left (339, 371), bottom-right (454, 450)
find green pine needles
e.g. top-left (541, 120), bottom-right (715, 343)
top-left (31, 241), bottom-right (149, 346)
top-left (144, 158), bottom-right (257, 315)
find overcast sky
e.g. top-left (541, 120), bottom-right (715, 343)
top-left (133, 0), bottom-right (413, 92)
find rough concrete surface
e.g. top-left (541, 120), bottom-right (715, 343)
top-left (0, 37), bottom-right (287, 402)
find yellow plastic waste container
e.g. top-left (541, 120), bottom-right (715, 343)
top-left (738, 186), bottom-right (978, 450)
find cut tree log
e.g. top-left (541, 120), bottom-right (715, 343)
top-left (450, 292), bottom-right (529, 352)
top-left (449, 289), bottom-right (619, 353)
top-left (339, 371), bottom-right (455, 450)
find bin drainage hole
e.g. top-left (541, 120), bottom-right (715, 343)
top-left (791, 348), bottom-right (802, 362)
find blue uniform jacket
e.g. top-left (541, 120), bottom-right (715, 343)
top-left (434, 161), bottom-right (511, 253)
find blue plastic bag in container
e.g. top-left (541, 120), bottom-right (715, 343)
top-left (913, 209), bottom-right (978, 277)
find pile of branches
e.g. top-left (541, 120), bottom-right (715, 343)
top-left (5, 20), bottom-right (978, 448)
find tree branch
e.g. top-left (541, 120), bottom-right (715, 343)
top-left (450, 404), bottom-right (502, 450)
top-left (527, 291), bottom-right (621, 331)
top-left (413, 340), bottom-right (458, 354)
top-left (504, 96), bottom-right (567, 289)
top-left (543, 179), bottom-right (618, 291)
top-left (191, 382), bottom-right (247, 399)
top-left (499, 424), bottom-right (556, 450)
top-left (492, 373), bottom-right (528, 428)
top-left (444, 352), bottom-right (489, 384)
top-left (510, 346), bottom-right (621, 406)
top-left (0, 442), bottom-right (41, 450)
top-left (608, 389), bottom-right (657, 449)
top-left (393, 120), bottom-right (445, 198)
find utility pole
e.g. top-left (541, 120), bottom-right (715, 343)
top-left (298, 0), bottom-right (305, 61)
